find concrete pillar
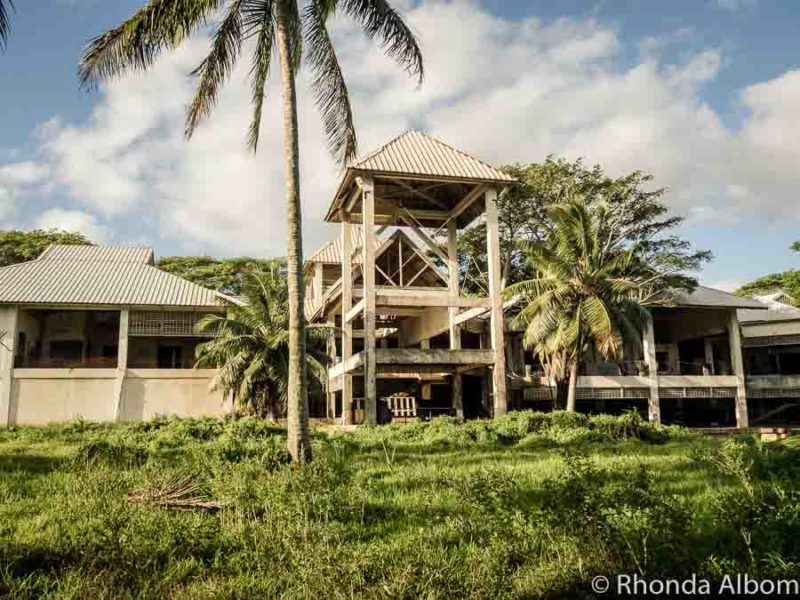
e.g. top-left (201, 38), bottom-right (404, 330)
top-left (447, 218), bottom-right (463, 418)
top-left (704, 339), bottom-right (715, 374)
top-left (361, 176), bottom-right (378, 425)
top-left (0, 306), bottom-right (19, 428)
top-left (485, 187), bottom-right (507, 416)
top-left (642, 311), bottom-right (661, 425)
top-left (341, 214), bottom-right (353, 425)
top-left (113, 308), bottom-right (129, 420)
top-left (326, 313), bottom-right (336, 419)
top-left (728, 309), bottom-right (749, 428)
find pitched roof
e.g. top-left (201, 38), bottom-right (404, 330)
top-left (305, 226), bottom-right (364, 266)
top-left (350, 130), bottom-right (515, 183)
top-left (739, 307), bottom-right (800, 324)
top-left (0, 245), bottom-right (231, 308)
top-left (669, 286), bottom-right (766, 310)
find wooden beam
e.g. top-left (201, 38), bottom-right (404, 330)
top-left (390, 178), bottom-right (449, 210)
top-left (376, 292), bottom-right (491, 309)
top-left (399, 210), bottom-right (448, 264)
top-left (454, 306), bottom-right (490, 326)
top-left (450, 184), bottom-right (487, 220)
top-left (341, 214), bottom-right (353, 425)
top-left (485, 187), bottom-right (507, 416)
top-left (360, 175), bottom-right (378, 425)
top-left (345, 298), bottom-right (365, 324)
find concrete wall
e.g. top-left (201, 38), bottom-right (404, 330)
top-left (4, 368), bottom-right (230, 426)
top-left (120, 369), bottom-right (231, 421)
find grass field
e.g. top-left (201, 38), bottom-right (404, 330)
top-left (1, 411), bottom-right (799, 599)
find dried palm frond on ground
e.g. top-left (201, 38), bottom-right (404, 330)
top-left (128, 474), bottom-right (223, 511)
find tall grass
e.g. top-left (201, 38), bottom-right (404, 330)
top-left (0, 411), bottom-right (798, 598)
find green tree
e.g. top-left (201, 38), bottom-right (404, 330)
top-left (735, 240), bottom-right (800, 303)
top-left (0, 229), bottom-right (92, 267)
top-left (791, 241), bottom-right (799, 252)
top-left (458, 157), bottom-right (710, 294)
top-left (504, 201), bottom-right (669, 411)
top-left (156, 255), bottom-right (283, 295)
top-left (195, 268), bottom-right (328, 419)
top-left (79, 0), bottom-right (422, 462)
top-left (0, 1), bottom-right (12, 50)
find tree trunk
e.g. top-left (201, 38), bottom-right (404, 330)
top-left (554, 379), bottom-right (569, 410)
top-left (276, 0), bottom-right (311, 463)
top-left (566, 360), bottom-right (579, 412)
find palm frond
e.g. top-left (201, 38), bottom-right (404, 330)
top-left (239, 0), bottom-right (275, 150)
top-left (79, 0), bottom-right (224, 90)
top-left (303, 0), bottom-right (357, 164)
top-left (0, 0), bottom-right (14, 51)
top-left (341, 0), bottom-right (423, 82)
top-left (186, 0), bottom-right (246, 138)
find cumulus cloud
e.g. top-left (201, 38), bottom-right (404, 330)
top-left (1, 0), bottom-right (798, 258)
top-left (35, 208), bottom-right (110, 243)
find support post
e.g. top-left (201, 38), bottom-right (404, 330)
top-left (703, 339), bottom-right (715, 374)
top-left (728, 309), bottom-right (749, 428)
top-left (0, 306), bottom-right (18, 428)
top-left (361, 176), bottom-right (378, 425)
top-left (341, 213), bottom-right (354, 425)
top-left (326, 313), bottom-right (336, 419)
top-left (113, 308), bottom-right (129, 420)
top-left (313, 262), bottom-right (324, 303)
top-left (447, 219), bottom-right (463, 418)
top-left (485, 187), bottom-right (507, 416)
top-left (642, 311), bottom-right (661, 425)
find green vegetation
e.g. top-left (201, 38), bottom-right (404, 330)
top-left (0, 229), bottom-right (91, 267)
top-left (2, 412), bottom-right (799, 598)
top-left (505, 201), bottom-right (660, 411)
top-left (195, 268), bottom-right (329, 418)
top-left (737, 270), bottom-right (800, 303)
top-left (156, 256), bottom-right (283, 295)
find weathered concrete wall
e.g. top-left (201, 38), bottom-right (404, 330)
top-left (10, 369), bottom-right (117, 424)
top-left (120, 369), bottom-right (231, 421)
top-left (5, 368), bottom-right (230, 425)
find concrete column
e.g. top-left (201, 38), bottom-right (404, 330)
top-left (447, 218), bottom-right (463, 418)
top-left (704, 339), bottom-right (715, 374)
top-left (361, 176), bottom-right (378, 425)
top-left (485, 187), bottom-right (507, 416)
top-left (642, 311), bottom-right (661, 425)
top-left (0, 306), bottom-right (19, 428)
top-left (313, 262), bottom-right (324, 304)
top-left (728, 309), bottom-right (749, 428)
top-left (326, 313), bottom-right (336, 419)
top-left (341, 214), bottom-right (353, 425)
top-left (113, 308), bottom-right (129, 420)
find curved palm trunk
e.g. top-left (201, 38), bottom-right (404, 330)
top-left (566, 360), bottom-right (579, 412)
top-left (276, 0), bottom-right (311, 463)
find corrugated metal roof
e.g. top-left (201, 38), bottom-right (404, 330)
top-left (38, 245), bottom-right (154, 264)
top-left (0, 245), bottom-right (227, 307)
top-left (670, 286), bottom-right (766, 310)
top-left (306, 226), bottom-right (364, 265)
top-left (352, 130), bottom-right (515, 182)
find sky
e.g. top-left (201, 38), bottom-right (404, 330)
top-left (0, 0), bottom-right (798, 291)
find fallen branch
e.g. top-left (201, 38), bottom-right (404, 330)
top-left (128, 474), bottom-right (223, 511)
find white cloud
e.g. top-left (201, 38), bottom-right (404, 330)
top-left (35, 208), bottom-right (110, 243)
top-left (2, 0), bottom-right (800, 259)
top-left (714, 0), bottom-right (757, 12)
top-left (0, 161), bottom-right (48, 186)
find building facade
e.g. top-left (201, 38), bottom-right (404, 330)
top-left (0, 245), bottom-right (234, 426)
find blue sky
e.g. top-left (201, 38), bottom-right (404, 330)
top-left (0, 0), bottom-right (798, 291)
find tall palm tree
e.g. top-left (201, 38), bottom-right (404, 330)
top-left (78, 0), bottom-right (423, 462)
top-left (195, 268), bottom-right (329, 419)
top-left (0, 1), bottom-right (13, 51)
top-left (504, 201), bottom-right (659, 412)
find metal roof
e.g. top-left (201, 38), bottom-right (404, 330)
top-left (0, 245), bottom-right (229, 308)
top-left (305, 226), bottom-right (364, 266)
top-left (669, 286), bottom-right (766, 310)
top-left (739, 307), bottom-right (800, 324)
top-left (351, 130), bottom-right (515, 182)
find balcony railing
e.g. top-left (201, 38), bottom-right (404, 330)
top-left (15, 356), bottom-right (119, 369)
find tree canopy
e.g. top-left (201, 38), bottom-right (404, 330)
top-left (457, 157), bottom-right (711, 294)
top-left (735, 240), bottom-right (799, 303)
top-left (156, 255), bottom-right (284, 296)
top-left (0, 229), bottom-right (92, 267)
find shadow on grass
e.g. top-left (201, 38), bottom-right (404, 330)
top-left (0, 453), bottom-right (65, 474)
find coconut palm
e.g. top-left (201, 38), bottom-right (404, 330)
top-left (0, 1), bottom-right (13, 50)
top-left (195, 268), bottom-right (329, 420)
top-left (504, 200), bottom-right (661, 412)
top-left (78, 0), bottom-right (423, 462)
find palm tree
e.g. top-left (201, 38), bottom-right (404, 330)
top-left (78, 0), bottom-right (423, 462)
top-left (195, 268), bottom-right (329, 420)
top-left (504, 201), bottom-right (660, 412)
top-left (0, 1), bottom-right (13, 51)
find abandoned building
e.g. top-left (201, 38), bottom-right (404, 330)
top-left (0, 245), bottom-right (235, 426)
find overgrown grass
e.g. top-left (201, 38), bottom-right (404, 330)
top-left (1, 411), bottom-right (799, 598)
